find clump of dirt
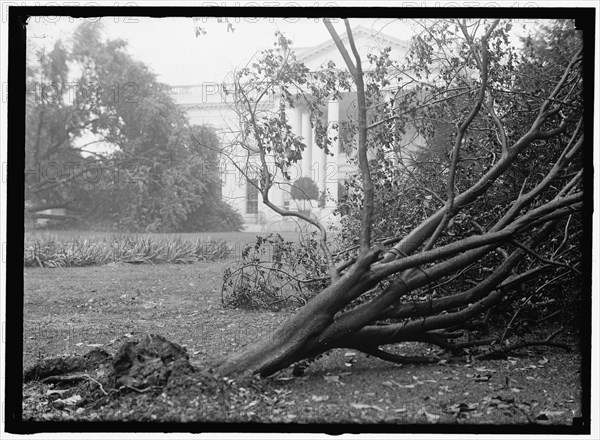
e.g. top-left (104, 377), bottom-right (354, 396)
top-left (110, 334), bottom-right (191, 389)
top-left (24, 334), bottom-right (193, 391)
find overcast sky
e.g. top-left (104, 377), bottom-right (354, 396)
top-left (26, 16), bottom-right (423, 85)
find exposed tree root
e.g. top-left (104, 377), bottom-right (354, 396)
top-left (42, 373), bottom-right (109, 395)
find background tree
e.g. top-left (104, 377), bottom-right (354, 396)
top-left (25, 21), bottom-right (242, 232)
top-left (205, 18), bottom-right (585, 377)
top-left (290, 176), bottom-right (319, 213)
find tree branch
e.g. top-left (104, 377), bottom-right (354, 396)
top-left (423, 20), bottom-right (497, 252)
top-left (325, 19), bottom-right (373, 254)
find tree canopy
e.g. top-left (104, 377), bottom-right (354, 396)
top-left (290, 177), bottom-right (319, 201)
top-left (25, 21), bottom-right (242, 232)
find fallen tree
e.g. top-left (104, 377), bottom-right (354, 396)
top-left (195, 18), bottom-right (585, 377)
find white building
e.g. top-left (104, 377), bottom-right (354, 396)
top-left (171, 26), bottom-right (421, 232)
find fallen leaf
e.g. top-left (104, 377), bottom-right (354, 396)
top-left (447, 402), bottom-right (477, 414)
top-left (541, 410), bottom-right (564, 417)
top-left (311, 395), bottom-right (329, 402)
top-left (475, 367), bottom-right (496, 373)
top-left (45, 389), bottom-right (69, 396)
top-left (324, 375), bottom-right (343, 385)
top-left (418, 407), bottom-right (440, 422)
top-left (351, 403), bottom-right (384, 412)
top-left (59, 395), bottom-right (82, 406)
top-left (474, 374), bottom-right (491, 382)
top-left (460, 403), bottom-right (478, 412)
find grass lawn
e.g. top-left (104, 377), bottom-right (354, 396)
top-left (20, 232), bottom-right (584, 426)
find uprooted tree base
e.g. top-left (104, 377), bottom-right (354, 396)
top-left (22, 334), bottom-right (271, 422)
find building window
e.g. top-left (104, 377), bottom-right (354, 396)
top-left (283, 190), bottom-right (291, 211)
top-left (246, 178), bottom-right (259, 214)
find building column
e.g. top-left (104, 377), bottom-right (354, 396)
top-left (326, 99), bottom-right (340, 207)
top-left (270, 175), bottom-right (285, 209)
top-left (301, 111), bottom-right (312, 180)
top-left (315, 126), bottom-right (327, 196)
top-left (288, 105), bottom-right (303, 182)
top-left (271, 104), bottom-right (303, 209)
top-left (288, 105), bottom-right (303, 137)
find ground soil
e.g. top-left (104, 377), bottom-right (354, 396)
top-left (21, 256), bottom-right (584, 427)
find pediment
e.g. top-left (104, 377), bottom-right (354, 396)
top-left (296, 25), bottom-right (410, 71)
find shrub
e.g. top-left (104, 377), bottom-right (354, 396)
top-left (290, 177), bottom-right (319, 201)
top-left (221, 232), bottom-right (331, 310)
top-left (24, 234), bottom-right (232, 268)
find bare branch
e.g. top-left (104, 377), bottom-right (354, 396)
top-left (487, 91), bottom-right (509, 156)
top-left (323, 20), bottom-right (356, 76)
top-left (367, 88), bottom-right (473, 130)
top-left (509, 239), bottom-right (581, 276)
top-left (325, 19), bottom-right (374, 254)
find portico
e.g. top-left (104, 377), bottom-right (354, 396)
top-left (170, 25), bottom-right (411, 232)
